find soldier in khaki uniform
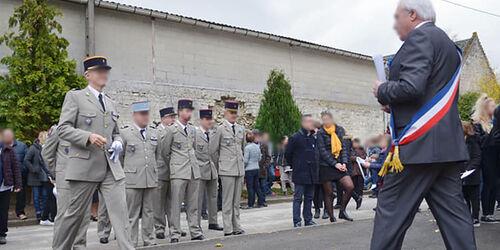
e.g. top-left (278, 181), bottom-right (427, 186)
top-left (153, 107), bottom-right (175, 239)
top-left (210, 101), bottom-right (246, 236)
top-left (52, 56), bottom-right (133, 250)
top-left (121, 101), bottom-right (159, 247)
top-left (160, 100), bottom-right (204, 243)
top-left (42, 125), bottom-right (90, 249)
top-left (195, 109), bottom-right (223, 231)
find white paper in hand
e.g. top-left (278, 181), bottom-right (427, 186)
top-left (372, 54), bottom-right (387, 82)
top-left (356, 157), bottom-right (366, 179)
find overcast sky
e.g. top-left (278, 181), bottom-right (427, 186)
top-left (115, 0), bottom-right (500, 70)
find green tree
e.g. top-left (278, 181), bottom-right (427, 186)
top-left (0, 0), bottom-right (85, 143)
top-left (458, 91), bottom-right (481, 122)
top-left (255, 70), bottom-right (302, 144)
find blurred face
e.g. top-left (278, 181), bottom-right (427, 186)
top-left (224, 110), bottom-right (238, 123)
top-left (85, 68), bottom-right (109, 88)
top-left (321, 114), bottom-right (334, 127)
top-left (253, 134), bottom-right (261, 143)
top-left (262, 133), bottom-right (270, 143)
top-left (3, 129), bottom-right (14, 144)
top-left (393, 5), bottom-right (418, 41)
top-left (486, 100), bottom-right (496, 117)
top-left (178, 108), bottom-right (192, 122)
top-left (199, 117), bottom-right (213, 130)
top-left (352, 141), bottom-right (360, 148)
top-left (380, 136), bottom-right (390, 149)
top-left (301, 116), bottom-right (314, 131)
top-left (161, 115), bottom-right (175, 126)
top-left (133, 111), bottom-right (150, 128)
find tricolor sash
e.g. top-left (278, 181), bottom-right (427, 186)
top-left (379, 46), bottom-right (463, 176)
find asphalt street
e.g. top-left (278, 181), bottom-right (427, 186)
top-left (3, 196), bottom-right (499, 249)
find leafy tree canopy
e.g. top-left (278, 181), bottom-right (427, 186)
top-left (0, 0), bottom-right (86, 143)
top-left (255, 70), bottom-right (302, 144)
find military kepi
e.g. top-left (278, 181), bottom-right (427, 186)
top-left (199, 109), bottom-right (213, 119)
top-left (224, 100), bottom-right (239, 111)
top-left (160, 107), bottom-right (175, 118)
top-left (83, 55), bottom-right (111, 71)
top-left (178, 99), bottom-right (194, 110)
top-left (132, 101), bottom-right (149, 112)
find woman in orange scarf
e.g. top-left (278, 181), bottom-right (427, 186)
top-left (316, 111), bottom-right (355, 222)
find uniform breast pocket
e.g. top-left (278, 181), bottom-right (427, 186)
top-left (60, 143), bottom-right (70, 155)
top-left (69, 147), bottom-right (90, 159)
top-left (79, 112), bottom-right (96, 127)
top-left (223, 137), bottom-right (233, 146)
top-left (127, 144), bottom-right (137, 153)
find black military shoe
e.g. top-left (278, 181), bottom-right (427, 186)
top-left (170, 238), bottom-right (179, 243)
top-left (191, 235), bottom-right (205, 241)
top-left (224, 233), bottom-right (233, 236)
top-left (156, 232), bottom-right (165, 239)
top-left (99, 237), bottom-right (109, 244)
top-left (181, 231), bottom-right (187, 237)
top-left (233, 230), bottom-right (245, 235)
top-left (208, 224), bottom-right (223, 231)
top-left (356, 197), bottom-right (363, 210)
top-left (314, 208), bottom-right (320, 219)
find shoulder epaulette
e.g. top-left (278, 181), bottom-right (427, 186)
top-left (70, 87), bottom-right (80, 91)
top-left (149, 125), bottom-right (156, 129)
top-left (343, 135), bottom-right (353, 140)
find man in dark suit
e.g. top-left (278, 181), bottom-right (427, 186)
top-left (371, 1), bottom-right (476, 249)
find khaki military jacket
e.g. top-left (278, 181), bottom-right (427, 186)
top-left (57, 86), bottom-right (125, 182)
top-left (160, 121), bottom-right (200, 180)
top-left (120, 125), bottom-right (159, 188)
top-left (156, 124), bottom-right (170, 181)
top-left (210, 121), bottom-right (245, 177)
top-left (41, 125), bottom-right (72, 188)
top-left (194, 127), bottom-right (218, 181)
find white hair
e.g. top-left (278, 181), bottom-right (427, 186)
top-left (399, 0), bottom-right (436, 23)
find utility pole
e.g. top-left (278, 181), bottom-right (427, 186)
top-left (85, 0), bottom-right (95, 56)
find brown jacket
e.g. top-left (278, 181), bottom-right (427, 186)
top-left (259, 143), bottom-right (271, 179)
top-left (350, 146), bottom-right (367, 176)
top-left (1, 144), bottom-right (22, 189)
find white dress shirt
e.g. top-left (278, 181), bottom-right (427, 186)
top-left (88, 85), bottom-right (106, 110)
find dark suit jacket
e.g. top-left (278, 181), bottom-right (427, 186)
top-left (285, 128), bottom-right (319, 185)
top-left (378, 22), bottom-right (468, 164)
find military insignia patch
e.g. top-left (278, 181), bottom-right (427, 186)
top-left (64, 147), bottom-right (69, 154)
top-left (130, 145), bottom-right (136, 152)
top-left (85, 117), bottom-right (92, 125)
top-left (199, 145), bottom-right (204, 150)
top-left (226, 139), bottom-right (231, 146)
top-left (177, 143), bottom-right (182, 149)
top-left (151, 135), bottom-right (158, 141)
top-left (48, 127), bottom-right (54, 136)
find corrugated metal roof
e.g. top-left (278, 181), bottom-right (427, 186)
top-left (62, 0), bottom-right (372, 61)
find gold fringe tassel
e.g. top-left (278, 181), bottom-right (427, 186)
top-left (378, 146), bottom-right (404, 177)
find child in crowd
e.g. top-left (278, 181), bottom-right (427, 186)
top-left (276, 136), bottom-right (294, 195)
top-left (460, 121), bottom-right (482, 227)
top-left (363, 134), bottom-right (391, 198)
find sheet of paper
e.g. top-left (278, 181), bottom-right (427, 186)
top-left (356, 157), bottom-right (366, 179)
top-left (460, 169), bottom-right (475, 179)
top-left (372, 54), bottom-right (386, 82)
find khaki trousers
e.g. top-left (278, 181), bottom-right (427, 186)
top-left (153, 180), bottom-right (171, 234)
top-left (97, 193), bottom-right (111, 239)
top-left (53, 175), bottom-right (90, 250)
top-left (198, 178), bottom-right (219, 226)
top-left (126, 187), bottom-right (156, 246)
top-left (52, 170), bottom-right (133, 250)
top-left (220, 175), bottom-right (244, 234)
top-left (169, 178), bottom-right (202, 239)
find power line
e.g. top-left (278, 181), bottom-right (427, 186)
top-left (440, 0), bottom-right (500, 18)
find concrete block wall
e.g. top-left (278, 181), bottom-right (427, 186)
top-left (0, 0), bottom-right (385, 140)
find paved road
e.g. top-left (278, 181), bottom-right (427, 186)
top-left (3, 196), bottom-right (498, 249)
top-left (150, 212), bottom-right (499, 250)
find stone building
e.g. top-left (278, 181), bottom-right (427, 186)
top-left (2, 0), bottom-right (492, 140)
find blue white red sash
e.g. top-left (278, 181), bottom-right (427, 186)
top-left (379, 46), bottom-right (462, 176)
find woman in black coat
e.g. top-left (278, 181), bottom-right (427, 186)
top-left (316, 111), bottom-right (354, 222)
top-left (460, 121), bottom-right (482, 226)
